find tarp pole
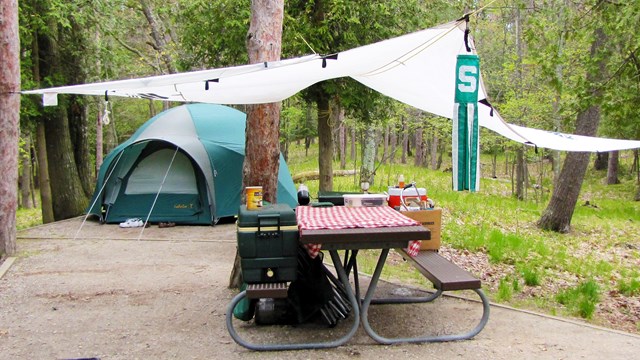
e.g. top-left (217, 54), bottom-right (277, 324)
top-left (137, 146), bottom-right (179, 240)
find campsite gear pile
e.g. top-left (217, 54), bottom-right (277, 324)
top-left (87, 104), bottom-right (298, 225)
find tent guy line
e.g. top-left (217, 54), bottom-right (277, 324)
top-left (22, 19), bottom-right (640, 153)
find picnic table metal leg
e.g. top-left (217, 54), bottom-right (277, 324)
top-left (360, 249), bottom-right (490, 344)
top-left (225, 251), bottom-right (360, 351)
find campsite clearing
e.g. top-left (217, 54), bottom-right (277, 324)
top-left (1, 218), bottom-right (638, 359)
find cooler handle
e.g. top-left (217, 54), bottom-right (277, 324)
top-left (257, 214), bottom-right (281, 232)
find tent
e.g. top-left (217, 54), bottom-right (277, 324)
top-left (87, 103), bottom-right (298, 225)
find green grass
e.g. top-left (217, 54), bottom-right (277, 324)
top-left (16, 207), bottom-right (42, 230)
top-left (617, 278), bottom-right (640, 296)
top-left (556, 280), bottom-right (600, 319)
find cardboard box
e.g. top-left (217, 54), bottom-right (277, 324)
top-left (400, 208), bottom-right (442, 250)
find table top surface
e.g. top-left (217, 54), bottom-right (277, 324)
top-left (296, 206), bottom-right (430, 250)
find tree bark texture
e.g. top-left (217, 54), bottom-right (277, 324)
top-left (594, 152), bottom-right (608, 171)
top-left (414, 127), bottom-right (424, 167)
top-left (96, 107), bottom-right (103, 175)
top-left (233, 0), bottom-right (284, 289)
top-left (339, 121), bottom-right (346, 169)
top-left (430, 134), bottom-right (438, 170)
top-left (36, 121), bottom-right (54, 223)
top-left (44, 107), bottom-right (91, 220)
top-left (360, 126), bottom-right (377, 185)
top-left (401, 117), bottom-right (408, 164)
top-left (538, 27), bottom-right (607, 233)
top-left (69, 97), bottom-right (94, 197)
top-left (0, 0), bottom-right (20, 257)
top-left (317, 96), bottom-right (333, 191)
top-left (516, 146), bottom-right (526, 200)
top-left (242, 0), bottom-right (283, 203)
top-left (140, 0), bottom-right (177, 74)
top-left (389, 128), bottom-right (397, 164)
top-left (37, 18), bottom-right (89, 221)
top-left (606, 150), bottom-right (619, 185)
top-left (20, 133), bottom-right (33, 208)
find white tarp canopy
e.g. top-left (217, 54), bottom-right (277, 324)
top-left (23, 20), bottom-right (640, 152)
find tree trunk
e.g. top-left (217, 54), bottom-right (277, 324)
top-left (360, 125), bottom-right (377, 186)
top-left (232, 0), bottom-right (284, 289)
top-left (36, 121), bottom-right (54, 223)
top-left (350, 127), bottom-right (356, 161)
top-left (20, 133), bottom-right (33, 208)
top-left (339, 121), bottom-right (346, 169)
top-left (382, 125), bottom-right (390, 165)
top-left (0, 0), bottom-right (20, 257)
top-left (304, 103), bottom-right (313, 157)
top-left (44, 107), bottom-right (91, 220)
top-left (594, 152), bottom-right (608, 171)
top-left (38, 17), bottom-right (89, 221)
top-left (414, 127), bottom-right (424, 167)
top-left (317, 95), bottom-right (333, 191)
top-left (401, 117), bottom-right (408, 164)
top-left (389, 127), bottom-right (397, 164)
top-left (69, 97), bottom-right (94, 197)
top-left (538, 27), bottom-right (607, 233)
top-left (140, 0), bottom-right (176, 74)
top-left (515, 146), bottom-right (526, 200)
top-left (491, 151), bottom-right (498, 178)
top-left (330, 98), bottom-right (343, 165)
top-left (96, 106), bottom-right (104, 174)
top-left (606, 150), bottom-right (620, 185)
top-left (430, 134), bottom-right (438, 170)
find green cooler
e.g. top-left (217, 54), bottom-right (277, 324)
top-left (237, 204), bottom-right (299, 284)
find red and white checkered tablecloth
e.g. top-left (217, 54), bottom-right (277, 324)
top-left (296, 206), bottom-right (422, 258)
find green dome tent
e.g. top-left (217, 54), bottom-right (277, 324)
top-left (87, 103), bottom-right (298, 225)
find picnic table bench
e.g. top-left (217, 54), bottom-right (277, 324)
top-left (362, 248), bottom-right (490, 344)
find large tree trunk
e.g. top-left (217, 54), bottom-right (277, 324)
top-left (317, 95), bottom-right (333, 191)
top-left (69, 97), bottom-right (94, 197)
top-left (538, 27), bottom-right (607, 233)
top-left (30, 21), bottom-right (54, 223)
top-left (594, 152), bottom-right (608, 171)
top-left (20, 133), bottom-right (34, 209)
top-left (0, 0), bottom-right (20, 257)
top-left (360, 125), bottom-right (376, 186)
top-left (39, 19), bottom-right (89, 220)
top-left (606, 150), bottom-right (620, 185)
top-left (36, 121), bottom-right (54, 223)
top-left (44, 107), bottom-right (91, 220)
top-left (231, 0), bottom-right (284, 289)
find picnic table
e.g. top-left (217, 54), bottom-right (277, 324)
top-left (226, 205), bottom-right (489, 350)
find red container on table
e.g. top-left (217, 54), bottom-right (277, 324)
top-left (387, 187), bottom-right (427, 209)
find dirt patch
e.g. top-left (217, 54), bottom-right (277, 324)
top-left (1, 218), bottom-right (638, 359)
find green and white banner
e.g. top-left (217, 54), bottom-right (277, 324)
top-left (453, 54), bottom-right (480, 192)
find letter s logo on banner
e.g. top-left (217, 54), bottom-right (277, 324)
top-left (457, 65), bottom-right (478, 93)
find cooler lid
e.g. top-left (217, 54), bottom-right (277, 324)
top-left (237, 203), bottom-right (297, 227)
top-left (387, 187), bottom-right (427, 196)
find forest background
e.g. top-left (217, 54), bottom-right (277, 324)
top-left (4, 0), bottom-right (640, 333)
